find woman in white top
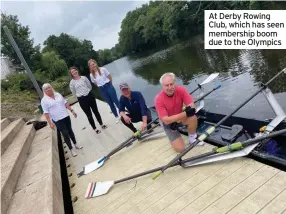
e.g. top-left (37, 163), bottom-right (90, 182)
top-left (41, 83), bottom-right (82, 157)
top-left (88, 59), bottom-right (120, 123)
top-left (69, 66), bottom-right (107, 134)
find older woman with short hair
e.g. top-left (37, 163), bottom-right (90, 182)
top-left (41, 83), bottom-right (82, 157)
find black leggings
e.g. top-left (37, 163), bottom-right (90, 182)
top-left (54, 116), bottom-right (77, 150)
top-left (121, 109), bottom-right (152, 133)
top-left (78, 92), bottom-right (103, 130)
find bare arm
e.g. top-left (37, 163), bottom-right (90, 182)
top-left (44, 113), bottom-right (53, 126)
top-left (107, 74), bottom-right (112, 82)
top-left (65, 102), bottom-right (74, 113)
top-left (161, 112), bottom-right (187, 125)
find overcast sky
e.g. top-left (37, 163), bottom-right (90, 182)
top-left (1, 1), bottom-right (147, 50)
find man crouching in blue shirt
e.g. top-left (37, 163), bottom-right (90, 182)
top-left (119, 83), bottom-right (153, 133)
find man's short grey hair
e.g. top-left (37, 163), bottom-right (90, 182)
top-left (159, 72), bottom-right (176, 85)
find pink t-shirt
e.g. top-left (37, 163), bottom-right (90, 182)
top-left (154, 85), bottom-right (195, 119)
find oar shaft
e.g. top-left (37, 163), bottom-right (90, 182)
top-left (243, 128), bottom-right (286, 147)
top-left (108, 122), bottom-right (161, 158)
top-left (107, 119), bottom-right (159, 158)
top-left (115, 151), bottom-right (215, 184)
top-left (216, 69), bottom-right (285, 128)
top-left (105, 84), bottom-right (221, 162)
top-left (190, 86), bottom-right (199, 94)
top-left (157, 69), bottom-right (285, 176)
top-left (114, 129), bottom-right (286, 184)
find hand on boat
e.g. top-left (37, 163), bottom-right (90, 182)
top-left (141, 122), bottom-right (147, 131)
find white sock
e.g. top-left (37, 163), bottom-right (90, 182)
top-left (189, 133), bottom-right (197, 144)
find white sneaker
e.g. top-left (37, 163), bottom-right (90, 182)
top-left (70, 148), bottom-right (77, 157)
top-left (75, 143), bottom-right (83, 149)
top-left (198, 141), bottom-right (205, 146)
top-left (115, 117), bottom-right (120, 124)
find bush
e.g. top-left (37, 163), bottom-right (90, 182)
top-left (1, 73), bottom-right (43, 92)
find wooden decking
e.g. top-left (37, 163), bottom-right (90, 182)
top-left (65, 100), bottom-right (286, 214)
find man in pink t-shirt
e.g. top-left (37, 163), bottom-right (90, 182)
top-left (155, 72), bottom-right (204, 152)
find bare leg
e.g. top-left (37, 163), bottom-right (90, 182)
top-left (182, 115), bottom-right (198, 134)
top-left (171, 136), bottom-right (185, 153)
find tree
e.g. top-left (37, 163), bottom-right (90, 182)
top-left (1, 13), bottom-right (41, 71)
top-left (41, 51), bottom-right (68, 81)
top-left (42, 33), bottom-right (100, 74)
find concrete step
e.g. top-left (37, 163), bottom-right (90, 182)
top-left (6, 126), bottom-right (64, 214)
top-left (1, 118), bottom-right (11, 131)
top-left (1, 118), bottom-right (25, 155)
top-left (1, 123), bottom-right (36, 214)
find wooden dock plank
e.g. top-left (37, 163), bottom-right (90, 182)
top-left (67, 100), bottom-right (286, 214)
top-left (257, 189), bottom-right (286, 214)
top-left (199, 165), bottom-right (280, 214)
top-left (102, 146), bottom-right (210, 214)
top-left (228, 171), bottom-right (286, 214)
top-left (175, 159), bottom-right (262, 214)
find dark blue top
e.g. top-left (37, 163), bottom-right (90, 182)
top-left (119, 91), bottom-right (148, 118)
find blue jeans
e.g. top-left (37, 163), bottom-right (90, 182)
top-left (99, 82), bottom-right (119, 117)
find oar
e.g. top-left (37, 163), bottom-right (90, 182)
top-left (77, 119), bottom-right (159, 177)
top-left (78, 84), bottom-right (222, 177)
top-left (190, 73), bottom-right (219, 94)
top-left (182, 114), bottom-right (286, 167)
top-left (84, 128), bottom-right (286, 198)
top-left (151, 68), bottom-right (286, 180)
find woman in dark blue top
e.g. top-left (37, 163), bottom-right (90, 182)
top-left (118, 83), bottom-right (152, 133)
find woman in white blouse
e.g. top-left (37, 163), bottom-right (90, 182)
top-left (41, 83), bottom-right (82, 157)
top-left (69, 66), bottom-right (107, 134)
top-left (88, 59), bottom-right (120, 123)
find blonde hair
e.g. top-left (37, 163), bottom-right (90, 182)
top-left (88, 59), bottom-right (102, 77)
top-left (42, 83), bottom-right (56, 96)
top-left (159, 72), bottom-right (176, 85)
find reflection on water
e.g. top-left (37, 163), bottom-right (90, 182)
top-left (103, 38), bottom-right (286, 121)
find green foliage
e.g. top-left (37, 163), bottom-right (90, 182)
top-left (40, 51), bottom-right (68, 81)
top-left (117, 0), bottom-right (282, 55)
top-left (42, 33), bottom-right (99, 75)
top-left (1, 13), bottom-right (41, 71)
top-left (1, 73), bottom-right (43, 92)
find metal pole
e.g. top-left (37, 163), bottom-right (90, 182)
top-left (2, 25), bottom-right (43, 98)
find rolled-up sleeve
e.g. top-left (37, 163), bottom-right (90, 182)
top-left (41, 99), bottom-right (49, 114)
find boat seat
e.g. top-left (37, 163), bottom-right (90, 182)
top-left (221, 124), bottom-right (243, 143)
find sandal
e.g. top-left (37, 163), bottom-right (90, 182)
top-left (95, 129), bottom-right (101, 134)
top-left (101, 125), bottom-right (107, 129)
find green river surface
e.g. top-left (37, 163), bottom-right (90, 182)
top-left (98, 37), bottom-right (286, 121)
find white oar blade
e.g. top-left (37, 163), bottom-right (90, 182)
top-left (195, 104), bottom-right (204, 113)
top-left (200, 73), bottom-right (219, 85)
top-left (85, 181), bottom-right (114, 198)
top-left (84, 158), bottom-right (105, 174)
top-left (184, 143), bottom-right (259, 167)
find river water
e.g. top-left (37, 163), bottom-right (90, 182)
top-left (101, 38), bottom-right (286, 121)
